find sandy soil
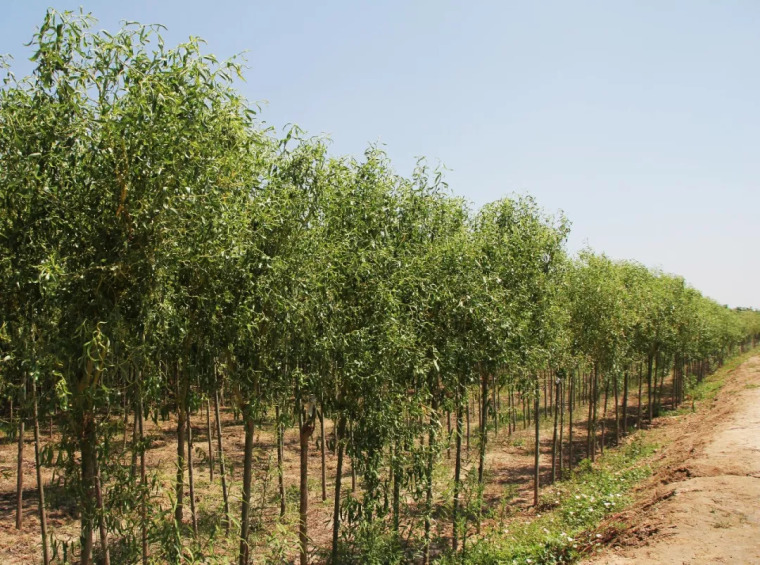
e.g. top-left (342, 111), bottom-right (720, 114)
top-left (586, 355), bottom-right (760, 565)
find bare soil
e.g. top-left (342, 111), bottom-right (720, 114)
top-left (1, 359), bottom-right (728, 564)
top-left (585, 355), bottom-right (760, 565)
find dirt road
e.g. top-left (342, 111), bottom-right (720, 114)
top-left (587, 355), bottom-right (760, 564)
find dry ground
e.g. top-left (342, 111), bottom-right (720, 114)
top-left (585, 354), bottom-right (760, 564)
top-left (0, 368), bottom-right (694, 564)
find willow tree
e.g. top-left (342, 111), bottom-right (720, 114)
top-left (0, 10), bottom-right (266, 562)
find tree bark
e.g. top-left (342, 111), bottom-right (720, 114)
top-left (187, 407), bottom-right (198, 536)
top-left (533, 377), bottom-right (540, 507)
top-left (320, 406), bottom-right (327, 502)
top-left (238, 410), bottom-right (255, 565)
top-left (423, 400), bottom-right (437, 565)
top-left (331, 416), bottom-right (347, 564)
top-left (276, 404), bottom-right (286, 517)
top-left (95, 465), bottom-right (110, 565)
top-left (139, 391), bottom-right (148, 565)
top-left (299, 413), bottom-right (315, 565)
top-left (206, 398), bottom-right (214, 481)
top-left (551, 375), bottom-right (560, 483)
top-left (452, 396), bottom-right (463, 552)
top-left (16, 376), bottom-right (25, 530)
top-left (175, 403), bottom-right (186, 528)
top-left (214, 388), bottom-right (230, 532)
top-left (80, 413), bottom-right (96, 565)
top-left (32, 378), bottom-right (50, 565)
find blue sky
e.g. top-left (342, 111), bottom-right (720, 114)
top-left (3, 1), bottom-right (759, 308)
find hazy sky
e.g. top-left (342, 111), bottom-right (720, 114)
top-left (4, 1), bottom-right (758, 308)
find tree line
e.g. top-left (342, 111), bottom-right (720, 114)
top-left (2, 10), bottom-right (759, 565)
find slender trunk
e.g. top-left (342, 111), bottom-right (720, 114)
top-left (175, 404), bottom-right (186, 528)
top-left (130, 402), bottom-right (138, 479)
top-left (80, 413), bottom-right (96, 565)
top-left (16, 375), bottom-right (26, 530)
top-left (591, 367), bottom-right (599, 461)
top-left (139, 392), bottom-right (148, 565)
top-left (122, 392), bottom-right (129, 451)
top-left (207, 399), bottom-right (214, 482)
top-left (533, 377), bottom-right (540, 507)
top-left (32, 378), bottom-right (50, 565)
top-left (331, 416), bottom-right (347, 564)
top-left (466, 401), bottom-right (470, 452)
top-left (647, 354), bottom-right (654, 424)
top-left (320, 407), bottom-right (327, 502)
top-left (622, 371), bottom-right (629, 435)
top-left (493, 376), bottom-right (499, 437)
top-left (299, 413), bottom-right (315, 565)
top-left (614, 373), bottom-right (620, 445)
top-left (238, 410), bottom-right (255, 565)
top-left (600, 377), bottom-right (609, 455)
top-left (558, 376), bottom-right (565, 478)
top-left (568, 371), bottom-right (574, 472)
top-left (187, 408), bottom-right (198, 536)
top-left (392, 442), bottom-right (401, 533)
top-left (452, 397), bottom-right (463, 552)
top-left (214, 389), bottom-right (230, 531)
top-left (586, 370), bottom-right (594, 460)
top-left (276, 405), bottom-right (286, 517)
top-left (551, 376), bottom-right (559, 483)
top-left (637, 362), bottom-right (644, 428)
top-left (477, 371), bottom-right (488, 534)
top-left (447, 410), bottom-right (452, 460)
top-left (423, 400), bottom-right (437, 565)
top-left (95, 464), bottom-right (110, 565)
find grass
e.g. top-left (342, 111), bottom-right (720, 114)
top-left (691, 348), bottom-right (759, 402)
top-left (438, 347), bottom-right (760, 564)
top-left (436, 436), bottom-right (655, 564)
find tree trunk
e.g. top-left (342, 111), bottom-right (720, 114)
top-left (392, 442), bottom-right (401, 533)
top-left (452, 396), bottom-right (463, 552)
top-left (551, 376), bottom-right (560, 483)
top-left (622, 370), bottom-right (629, 435)
top-left (320, 406), bottom-right (327, 502)
top-left (533, 377), bottom-right (540, 507)
top-left (568, 370), bottom-right (574, 472)
top-left (187, 408), bottom-right (198, 536)
top-left (586, 370), bottom-right (594, 460)
top-left (423, 399), bottom-right (438, 565)
top-left (16, 376), bottom-right (26, 530)
top-left (614, 373), bottom-right (620, 445)
top-left (558, 376), bottom-right (565, 478)
top-left (591, 367), bottom-right (599, 462)
top-left (600, 376), bottom-right (609, 455)
top-left (175, 404), bottom-right (186, 528)
top-left (139, 392), bottom-right (148, 565)
top-left (95, 465), bottom-right (110, 565)
top-left (331, 416), bottom-right (347, 564)
top-left (80, 413), bottom-right (96, 565)
top-left (214, 389), bottom-right (230, 531)
top-left (238, 410), bottom-right (255, 565)
top-left (206, 398), bottom-right (214, 481)
top-left (276, 404), bottom-right (286, 517)
top-left (477, 371), bottom-right (488, 533)
top-left (647, 354), bottom-right (654, 424)
top-left (299, 414), bottom-right (315, 565)
top-left (32, 378), bottom-right (50, 565)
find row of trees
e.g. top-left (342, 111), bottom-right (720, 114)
top-left (2, 11), bottom-right (759, 564)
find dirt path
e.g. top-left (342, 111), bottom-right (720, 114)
top-left (587, 355), bottom-right (760, 565)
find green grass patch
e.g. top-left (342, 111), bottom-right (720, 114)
top-left (691, 347), bottom-right (759, 403)
top-left (436, 437), bottom-right (655, 564)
